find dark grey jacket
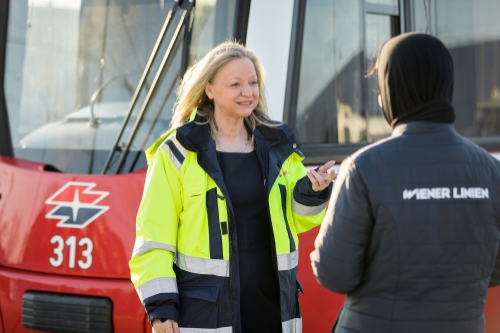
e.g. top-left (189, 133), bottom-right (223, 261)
top-left (312, 122), bottom-right (500, 333)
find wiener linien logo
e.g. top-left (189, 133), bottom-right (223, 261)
top-left (45, 182), bottom-right (110, 228)
top-left (403, 187), bottom-right (489, 200)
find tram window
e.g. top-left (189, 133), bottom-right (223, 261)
top-left (189, 0), bottom-right (237, 64)
top-left (295, 0), bottom-right (363, 144)
top-left (413, 0), bottom-right (500, 138)
top-left (293, 0), bottom-right (397, 145)
top-left (410, 0), bottom-right (435, 34)
top-left (4, 0), bottom-right (236, 174)
top-left (365, 14), bottom-right (393, 141)
top-left (4, 0), bottom-right (173, 173)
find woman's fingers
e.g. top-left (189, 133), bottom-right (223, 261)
top-left (307, 170), bottom-right (319, 191)
top-left (327, 169), bottom-right (337, 182)
top-left (151, 319), bottom-right (162, 333)
top-left (152, 319), bottom-right (177, 333)
top-left (307, 170), bottom-right (324, 192)
top-left (317, 160), bottom-right (335, 174)
top-left (172, 320), bottom-right (180, 333)
top-left (308, 162), bottom-right (338, 191)
top-left (309, 168), bottom-right (329, 191)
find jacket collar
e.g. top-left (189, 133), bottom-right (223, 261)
top-left (392, 121), bottom-right (456, 137)
top-left (176, 111), bottom-right (301, 198)
top-left (254, 119), bottom-right (296, 144)
top-left (175, 113), bottom-right (211, 153)
top-left (176, 111), bottom-right (300, 153)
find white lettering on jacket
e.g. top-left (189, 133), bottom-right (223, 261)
top-left (403, 187), bottom-right (489, 200)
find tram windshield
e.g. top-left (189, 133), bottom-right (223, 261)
top-left (4, 0), bottom-right (236, 174)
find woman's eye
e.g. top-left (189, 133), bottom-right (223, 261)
top-left (250, 81), bottom-right (258, 85)
top-left (231, 82), bottom-right (240, 87)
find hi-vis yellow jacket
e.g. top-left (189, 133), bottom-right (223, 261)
top-left (129, 111), bottom-right (331, 333)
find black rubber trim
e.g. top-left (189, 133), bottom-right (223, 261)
top-left (279, 184), bottom-right (296, 252)
top-left (180, 0), bottom-right (195, 77)
top-left (206, 188), bottom-right (223, 259)
top-left (283, 0), bottom-right (306, 130)
top-left (0, 0), bottom-right (13, 157)
top-left (233, 0), bottom-right (251, 45)
top-left (402, 0), bottom-right (413, 32)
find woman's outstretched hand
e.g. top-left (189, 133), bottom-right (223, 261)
top-left (307, 160), bottom-right (337, 192)
top-left (152, 319), bottom-right (180, 333)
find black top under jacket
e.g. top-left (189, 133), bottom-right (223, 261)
top-left (217, 150), bottom-right (282, 333)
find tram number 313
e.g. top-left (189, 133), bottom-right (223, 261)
top-left (49, 235), bottom-right (93, 269)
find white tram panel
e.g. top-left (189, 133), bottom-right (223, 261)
top-left (246, 0), bottom-right (295, 122)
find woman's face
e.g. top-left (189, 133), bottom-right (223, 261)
top-left (205, 57), bottom-right (259, 120)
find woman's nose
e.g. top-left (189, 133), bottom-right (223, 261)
top-left (241, 83), bottom-right (252, 96)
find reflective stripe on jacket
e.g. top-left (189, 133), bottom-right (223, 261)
top-left (130, 111), bottom-right (331, 333)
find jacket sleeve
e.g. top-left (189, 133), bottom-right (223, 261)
top-left (310, 156), bottom-right (374, 294)
top-left (490, 246), bottom-right (500, 287)
top-left (287, 151), bottom-right (333, 234)
top-left (129, 147), bottom-right (182, 323)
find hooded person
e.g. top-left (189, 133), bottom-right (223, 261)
top-left (310, 32), bottom-right (500, 333)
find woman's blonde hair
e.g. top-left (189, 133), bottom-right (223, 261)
top-left (169, 41), bottom-right (273, 134)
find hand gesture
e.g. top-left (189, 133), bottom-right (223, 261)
top-left (152, 319), bottom-right (180, 333)
top-left (307, 160), bottom-right (337, 192)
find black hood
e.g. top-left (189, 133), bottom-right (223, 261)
top-left (377, 32), bottom-right (455, 128)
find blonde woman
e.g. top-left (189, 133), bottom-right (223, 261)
top-left (130, 41), bottom-right (335, 333)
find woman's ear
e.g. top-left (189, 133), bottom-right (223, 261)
top-left (205, 83), bottom-right (213, 100)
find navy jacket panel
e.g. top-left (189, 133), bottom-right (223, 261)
top-left (313, 122), bottom-right (500, 333)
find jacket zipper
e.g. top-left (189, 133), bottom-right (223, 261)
top-left (261, 137), bottom-right (294, 280)
top-left (228, 136), bottom-right (295, 330)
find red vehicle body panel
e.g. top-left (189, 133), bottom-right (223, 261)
top-left (2, 155), bottom-right (500, 332)
top-left (0, 267), bottom-right (149, 333)
top-left (0, 156), bottom-right (150, 332)
top-left (297, 228), bottom-right (345, 331)
top-left (0, 300), bottom-right (4, 333)
top-left (0, 156), bottom-right (144, 279)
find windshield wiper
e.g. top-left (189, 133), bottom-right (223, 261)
top-left (101, 0), bottom-right (194, 174)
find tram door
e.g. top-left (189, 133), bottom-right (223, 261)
top-left (364, 0), bottom-right (400, 142)
top-left (291, 0), bottom-right (401, 149)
